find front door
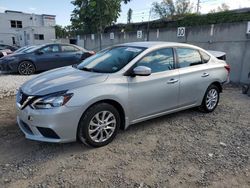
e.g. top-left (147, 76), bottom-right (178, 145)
top-left (35, 44), bottom-right (62, 70)
top-left (128, 48), bottom-right (179, 121)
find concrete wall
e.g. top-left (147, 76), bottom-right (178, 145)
top-left (78, 21), bottom-right (250, 83)
top-left (18, 26), bottom-right (56, 46)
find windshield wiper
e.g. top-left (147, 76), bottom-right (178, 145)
top-left (80, 67), bottom-right (102, 73)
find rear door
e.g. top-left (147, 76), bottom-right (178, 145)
top-left (60, 44), bottom-right (83, 66)
top-left (176, 47), bottom-right (211, 107)
top-left (128, 48), bottom-right (180, 121)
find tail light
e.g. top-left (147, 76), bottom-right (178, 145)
top-left (224, 64), bottom-right (230, 73)
top-left (224, 64), bottom-right (230, 83)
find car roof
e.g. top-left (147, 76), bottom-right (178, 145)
top-left (117, 41), bottom-right (201, 49)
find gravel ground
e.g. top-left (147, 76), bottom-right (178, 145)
top-left (0, 86), bottom-right (249, 188)
top-left (0, 73), bottom-right (33, 99)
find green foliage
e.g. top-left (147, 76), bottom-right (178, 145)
top-left (55, 25), bottom-right (80, 38)
top-left (71, 0), bottom-right (131, 34)
top-left (55, 25), bottom-right (67, 38)
top-left (105, 11), bottom-right (250, 32)
top-left (152, 0), bottom-right (175, 18)
top-left (175, 11), bottom-right (250, 27)
top-left (152, 0), bottom-right (192, 19)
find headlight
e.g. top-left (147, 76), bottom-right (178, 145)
top-left (31, 92), bottom-right (73, 109)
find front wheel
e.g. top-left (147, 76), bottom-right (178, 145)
top-left (77, 103), bottom-right (120, 147)
top-left (18, 61), bottom-right (36, 75)
top-left (199, 85), bottom-right (220, 113)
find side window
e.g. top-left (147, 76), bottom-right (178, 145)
top-left (136, 48), bottom-right (174, 73)
top-left (40, 45), bottom-right (59, 53)
top-left (61, 45), bottom-right (78, 52)
top-left (200, 51), bottom-right (210, 63)
top-left (177, 48), bottom-right (202, 68)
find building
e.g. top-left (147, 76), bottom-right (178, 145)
top-left (0, 10), bottom-right (56, 47)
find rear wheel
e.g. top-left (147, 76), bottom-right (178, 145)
top-left (199, 85), bottom-right (220, 113)
top-left (77, 103), bottom-right (120, 147)
top-left (18, 61), bottom-right (36, 75)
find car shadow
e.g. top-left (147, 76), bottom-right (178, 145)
top-left (0, 105), bottom-right (203, 168)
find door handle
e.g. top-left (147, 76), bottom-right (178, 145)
top-left (55, 54), bottom-right (60, 57)
top-left (167, 78), bottom-right (179, 84)
top-left (201, 73), bottom-right (209, 77)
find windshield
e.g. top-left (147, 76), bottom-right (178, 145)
top-left (25, 45), bottom-right (43, 53)
top-left (15, 46), bottom-right (36, 53)
top-left (77, 46), bottom-right (145, 73)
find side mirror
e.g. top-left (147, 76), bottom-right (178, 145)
top-left (133, 66), bottom-right (151, 76)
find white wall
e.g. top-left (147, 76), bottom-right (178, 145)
top-left (0, 11), bottom-right (55, 46)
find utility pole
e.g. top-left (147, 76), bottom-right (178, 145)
top-left (97, 0), bottom-right (102, 50)
top-left (146, 9), bottom-right (151, 41)
top-left (197, 0), bottom-right (200, 13)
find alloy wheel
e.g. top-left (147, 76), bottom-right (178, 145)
top-left (206, 88), bottom-right (218, 110)
top-left (19, 62), bottom-right (35, 75)
top-left (88, 111), bottom-right (116, 143)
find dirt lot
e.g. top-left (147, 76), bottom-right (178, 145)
top-left (0, 86), bottom-right (249, 188)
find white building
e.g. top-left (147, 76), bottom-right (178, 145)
top-left (0, 10), bottom-right (56, 47)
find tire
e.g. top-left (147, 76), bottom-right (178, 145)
top-left (199, 85), bottom-right (220, 113)
top-left (77, 103), bottom-right (120, 147)
top-left (18, 61), bottom-right (36, 75)
top-left (242, 85), bottom-right (249, 94)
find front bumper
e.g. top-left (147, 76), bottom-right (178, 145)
top-left (0, 60), bottom-right (18, 72)
top-left (16, 104), bottom-right (83, 143)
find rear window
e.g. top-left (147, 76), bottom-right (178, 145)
top-left (176, 48), bottom-right (203, 68)
top-left (200, 51), bottom-right (210, 63)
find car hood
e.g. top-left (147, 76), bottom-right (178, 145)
top-left (21, 66), bottom-right (109, 96)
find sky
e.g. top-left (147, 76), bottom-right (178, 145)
top-left (0, 0), bottom-right (249, 26)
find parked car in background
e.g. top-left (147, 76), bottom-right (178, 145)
top-left (0, 49), bottom-right (12, 58)
top-left (0, 44), bottom-right (18, 52)
top-left (16, 42), bottom-right (230, 147)
top-left (0, 43), bottom-right (95, 75)
top-left (0, 44), bottom-right (19, 58)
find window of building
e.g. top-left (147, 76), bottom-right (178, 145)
top-left (61, 45), bottom-right (79, 52)
top-left (136, 48), bottom-right (174, 73)
top-left (176, 48), bottom-right (203, 68)
top-left (10, 20), bottom-right (22, 28)
top-left (34, 34), bottom-right (44, 40)
top-left (12, 37), bottom-right (16, 45)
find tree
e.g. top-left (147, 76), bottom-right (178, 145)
top-left (152, 0), bottom-right (175, 18)
top-left (175, 0), bottom-right (193, 15)
top-left (127, 8), bottom-right (133, 23)
top-left (71, 0), bottom-right (131, 34)
top-left (152, 0), bottom-right (192, 19)
top-left (209, 3), bottom-right (230, 13)
top-left (55, 25), bottom-right (66, 39)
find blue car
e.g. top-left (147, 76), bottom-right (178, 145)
top-left (0, 43), bottom-right (94, 75)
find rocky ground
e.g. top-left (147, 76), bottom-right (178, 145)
top-left (0, 86), bottom-right (249, 188)
top-left (0, 73), bottom-right (33, 99)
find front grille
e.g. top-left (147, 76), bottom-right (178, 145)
top-left (37, 127), bottom-right (60, 139)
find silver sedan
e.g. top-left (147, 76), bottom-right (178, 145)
top-left (16, 42), bottom-right (230, 147)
